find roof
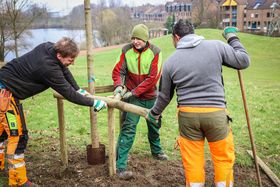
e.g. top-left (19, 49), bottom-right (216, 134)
top-left (220, 0), bottom-right (247, 5)
top-left (246, 0), bottom-right (280, 9)
top-left (131, 4), bottom-right (166, 16)
top-left (219, 0), bottom-right (280, 9)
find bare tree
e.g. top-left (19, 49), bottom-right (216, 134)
top-left (99, 0), bottom-right (107, 8)
top-left (109, 0), bottom-right (122, 8)
top-left (68, 5), bottom-right (85, 29)
top-left (192, 0), bottom-right (219, 28)
top-left (0, 0), bottom-right (12, 61)
top-left (5, 0), bottom-right (40, 57)
top-left (100, 9), bottom-right (118, 45)
top-left (99, 7), bottom-right (132, 46)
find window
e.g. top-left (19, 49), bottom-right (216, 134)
top-left (244, 13), bottom-right (247, 18)
top-left (267, 12), bottom-right (270, 17)
top-left (255, 13), bottom-right (259, 18)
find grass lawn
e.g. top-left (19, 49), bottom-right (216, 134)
top-left (21, 29), bottom-right (280, 180)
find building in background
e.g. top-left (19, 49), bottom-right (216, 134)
top-left (131, 4), bottom-right (166, 22)
top-left (220, 0), bottom-right (280, 35)
top-left (165, 0), bottom-right (193, 22)
top-left (129, 0), bottom-right (279, 36)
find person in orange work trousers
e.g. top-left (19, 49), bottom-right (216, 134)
top-left (146, 19), bottom-right (250, 186)
top-left (0, 37), bottom-right (107, 187)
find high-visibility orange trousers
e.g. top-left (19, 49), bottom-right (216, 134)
top-left (0, 96), bottom-right (28, 186)
top-left (178, 131), bottom-right (235, 187)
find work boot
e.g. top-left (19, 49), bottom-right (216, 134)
top-left (20, 180), bottom-right (38, 187)
top-left (152, 153), bottom-right (168, 161)
top-left (117, 168), bottom-right (133, 180)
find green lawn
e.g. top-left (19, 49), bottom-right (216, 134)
top-left (22, 29), bottom-right (280, 179)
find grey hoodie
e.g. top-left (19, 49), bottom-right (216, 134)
top-left (152, 34), bottom-right (250, 115)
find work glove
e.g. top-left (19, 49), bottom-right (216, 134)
top-left (122, 91), bottom-right (133, 100)
top-left (113, 86), bottom-right (123, 96)
top-left (146, 109), bottom-right (161, 126)
top-left (93, 99), bottom-right (107, 112)
top-left (77, 88), bottom-right (90, 96)
top-left (222, 27), bottom-right (238, 41)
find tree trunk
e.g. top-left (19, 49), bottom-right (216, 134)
top-left (14, 34), bottom-right (18, 58)
top-left (84, 0), bottom-right (99, 149)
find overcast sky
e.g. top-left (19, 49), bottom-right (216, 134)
top-left (34, 0), bottom-right (170, 13)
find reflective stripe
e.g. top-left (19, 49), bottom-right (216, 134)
top-left (179, 106), bottom-right (224, 113)
top-left (189, 183), bottom-right (205, 187)
top-left (8, 162), bottom-right (25, 169)
top-left (0, 149), bottom-right (4, 154)
top-left (7, 153), bottom-right (24, 159)
top-left (216, 181), bottom-right (233, 187)
top-left (0, 142), bottom-right (4, 146)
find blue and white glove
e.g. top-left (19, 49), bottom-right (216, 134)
top-left (113, 86), bottom-right (123, 96)
top-left (222, 27), bottom-right (238, 41)
top-left (146, 109), bottom-right (161, 126)
top-left (93, 99), bottom-right (107, 112)
top-left (77, 88), bottom-right (90, 96)
top-left (122, 91), bottom-right (133, 100)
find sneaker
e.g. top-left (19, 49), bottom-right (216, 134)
top-left (20, 180), bottom-right (38, 187)
top-left (117, 168), bottom-right (133, 180)
top-left (152, 153), bottom-right (168, 160)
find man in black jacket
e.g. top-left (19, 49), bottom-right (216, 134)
top-left (0, 37), bottom-right (106, 187)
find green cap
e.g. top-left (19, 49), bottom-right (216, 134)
top-left (131, 24), bottom-right (149, 42)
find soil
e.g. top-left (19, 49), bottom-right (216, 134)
top-left (0, 139), bottom-right (275, 187)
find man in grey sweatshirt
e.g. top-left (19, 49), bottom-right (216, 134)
top-left (146, 19), bottom-right (249, 186)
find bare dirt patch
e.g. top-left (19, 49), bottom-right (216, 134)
top-left (1, 138), bottom-right (275, 187)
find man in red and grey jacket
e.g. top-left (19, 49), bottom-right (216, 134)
top-left (112, 24), bottom-right (168, 179)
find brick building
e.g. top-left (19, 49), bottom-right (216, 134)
top-left (220, 0), bottom-right (280, 34)
top-left (165, 0), bottom-right (193, 22)
top-left (131, 4), bottom-right (166, 22)
top-left (165, 0), bottom-right (220, 28)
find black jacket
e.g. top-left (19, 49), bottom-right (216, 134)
top-left (0, 42), bottom-right (93, 106)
